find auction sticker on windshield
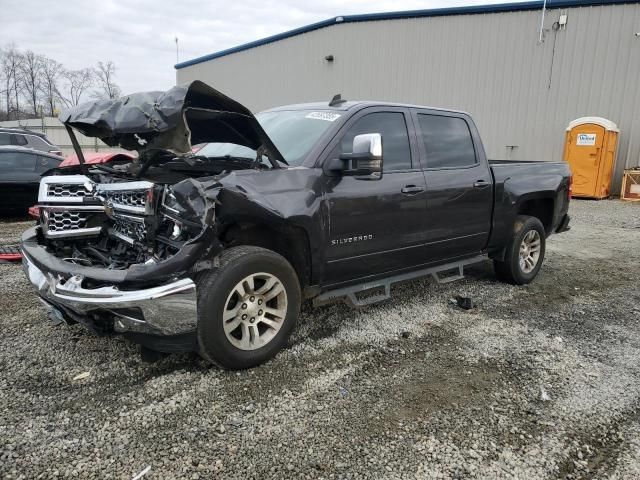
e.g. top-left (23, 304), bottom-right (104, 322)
top-left (306, 112), bottom-right (342, 122)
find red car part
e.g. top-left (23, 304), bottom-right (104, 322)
top-left (0, 246), bottom-right (21, 262)
top-left (59, 151), bottom-right (136, 167)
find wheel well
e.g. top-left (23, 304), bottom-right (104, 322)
top-left (517, 198), bottom-right (554, 234)
top-left (221, 222), bottom-right (311, 288)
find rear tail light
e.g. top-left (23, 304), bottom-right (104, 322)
top-left (568, 175), bottom-right (573, 200)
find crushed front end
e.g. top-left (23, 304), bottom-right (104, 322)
top-left (21, 174), bottom-right (217, 352)
top-left (20, 80), bottom-right (285, 353)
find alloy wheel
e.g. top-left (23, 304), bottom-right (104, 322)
top-left (222, 272), bottom-right (288, 350)
top-left (519, 230), bottom-right (541, 274)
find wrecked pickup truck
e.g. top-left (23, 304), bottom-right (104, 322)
top-left (21, 81), bottom-right (571, 369)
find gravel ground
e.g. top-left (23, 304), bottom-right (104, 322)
top-left (1, 200), bottom-right (639, 479)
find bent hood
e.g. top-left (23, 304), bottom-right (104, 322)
top-left (59, 80), bottom-right (286, 164)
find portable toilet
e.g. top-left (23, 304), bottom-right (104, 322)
top-left (563, 117), bottom-right (619, 199)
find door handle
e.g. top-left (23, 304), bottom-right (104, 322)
top-left (401, 185), bottom-right (424, 195)
top-left (473, 180), bottom-right (490, 188)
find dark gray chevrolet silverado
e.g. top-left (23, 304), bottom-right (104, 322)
top-left (21, 81), bottom-right (571, 369)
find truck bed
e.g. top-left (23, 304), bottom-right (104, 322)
top-left (489, 159), bottom-right (564, 165)
top-left (489, 159), bottom-right (569, 180)
top-left (486, 159), bottom-right (572, 252)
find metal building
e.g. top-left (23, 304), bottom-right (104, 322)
top-left (175, 0), bottom-right (640, 192)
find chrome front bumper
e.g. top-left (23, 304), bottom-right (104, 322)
top-left (22, 253), bottom-right (198, 336)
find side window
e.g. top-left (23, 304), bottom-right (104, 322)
top-left (0, 152), bottom-right (36, 170)
top-left (11, 134), bottom-right (28, 146)
top-left (26, 135), bottom-right (49, 149)
top-left (0, 133), bottom-right (11, 146)
top-left (417, 114), bottom-right (477, 169)
top-left (334, 112), bottom-right (412, 171)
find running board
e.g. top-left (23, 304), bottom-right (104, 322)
top-left (313, 255), bottom-right (487, 308)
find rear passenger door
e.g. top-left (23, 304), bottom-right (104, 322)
top-left (412, 110), bottom-right (493, 261)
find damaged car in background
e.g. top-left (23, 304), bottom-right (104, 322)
top-left (21, 81), bottom-right (571, 369)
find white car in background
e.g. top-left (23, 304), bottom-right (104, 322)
top-left (0, 127), bottom-right (63, 156)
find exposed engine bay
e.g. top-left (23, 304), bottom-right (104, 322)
top-left (40, 176), bottom-right (189, 270)
top-left (37, 154), bottom-right (267, 270)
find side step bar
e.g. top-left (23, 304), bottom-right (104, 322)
top-left (313, 255), bottom-right (488, 308)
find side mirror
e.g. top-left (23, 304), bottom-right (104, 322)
top-left (327, 133), bottom-right (383, 177)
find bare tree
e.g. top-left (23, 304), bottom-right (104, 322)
top-left (94, 61), bottom-right (121, 100)
top-left (0, 45), bottom-right (118, 119)
top-left (12, 52), bottom-right (23, 118)
top-left (56, 68), bottom-right (94, 109)
top-left (40, 57), bottom-right (63, 116)
top-left (20, 50), bottom-right (44, 116)
top-left (0, 45), bottom-right (23, 119)
top-left (0, 54), bottom-right (6, 119)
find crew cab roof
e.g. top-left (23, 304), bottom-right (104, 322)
top-left (265, 100), bottom-right (469, 116)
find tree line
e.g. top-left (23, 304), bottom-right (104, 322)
top-left (0, 44), bottom-right (122, 121)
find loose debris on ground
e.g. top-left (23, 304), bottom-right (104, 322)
top-left (1, 200), bottom-right (639, 479)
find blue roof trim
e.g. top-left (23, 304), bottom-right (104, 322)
top-left (175, 0), bottom-right (636, 69)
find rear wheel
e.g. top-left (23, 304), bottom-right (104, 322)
top-left (196, 246), bottom-right (301, 369)
top-left (494, 215), bottom-right (546, 285)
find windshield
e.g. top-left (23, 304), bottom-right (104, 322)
top-left (197, 109), bottom-right (341, 166)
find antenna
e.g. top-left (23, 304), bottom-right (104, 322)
top-left (175, 36), bottom-right (179, 63)
top-left (329, 94), bottom-right (347, 107)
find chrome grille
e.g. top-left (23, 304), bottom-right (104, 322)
top-left (113, 215), bottom-right (146, 243)
top-left (103, 191), bottom-right (147, 208)
top-left (97, 181), bottom-right (154, 215)
top-left (38, 175), bottom-right (155, 240)
top-left (47, 211), bottom-right (88, 232)
top-left (39, 175), bottom-right (95, 204)
top-left (42, 207), bottom-right (104, 238)
top-left (47, 183), bottom-right (91, 198)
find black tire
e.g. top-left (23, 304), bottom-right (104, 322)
top-left (196, 246), bottom-right (301, 370)
top-left (493, 215), bottom-right (546, 285)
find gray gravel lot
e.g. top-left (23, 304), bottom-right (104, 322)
top-left (1, 200), bottom-right (639, 479)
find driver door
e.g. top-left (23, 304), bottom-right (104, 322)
top-left (321, 108), bottom-right (428, 286)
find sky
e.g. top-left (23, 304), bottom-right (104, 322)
top-left (0, 0), bottom-right (525, 95)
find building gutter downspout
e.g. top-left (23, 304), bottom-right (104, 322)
top-left (538, 0), bottom-right (548, 43)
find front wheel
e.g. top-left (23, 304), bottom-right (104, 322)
top-left (493, 215), bottom-right (546, 285)
top-left (196, 246), bottom-right (301, 369)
